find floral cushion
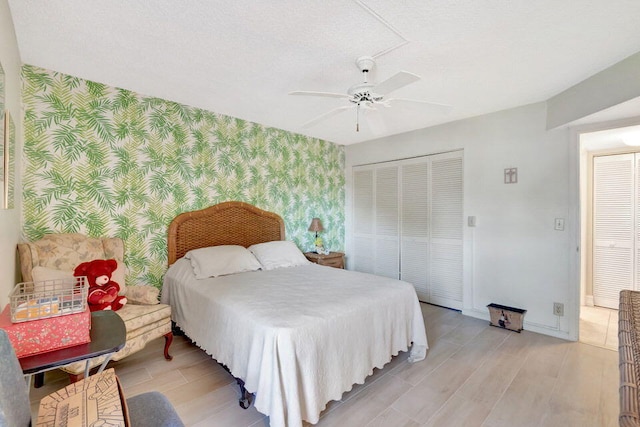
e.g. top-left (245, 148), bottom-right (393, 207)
top-left (18, 233), bottom-right (126, 291)
top-left (116, 303), bottom-right (170, 333)
top-left (126, 285), bottom-right (160, 305)
top-left (18, 235), bottom-right (166, 305)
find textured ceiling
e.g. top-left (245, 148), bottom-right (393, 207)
top-left (8, 0), bottom-right (640, 145)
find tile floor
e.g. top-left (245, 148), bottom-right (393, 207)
top-left (28, 303), bottom-right (620, 426)
top-left (579, 305), bottom-right (618, 351)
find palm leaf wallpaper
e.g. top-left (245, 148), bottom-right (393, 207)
top-left (22, 64), bottom-right (345, 288)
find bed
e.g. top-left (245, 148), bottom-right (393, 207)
top-left (161, 201), bottom-right (428, 427)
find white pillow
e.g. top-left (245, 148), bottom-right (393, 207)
top-left (185, 245), bottom-right (262, 279)
top-left (30, 266), bottom-right (74, 294)
top-left (248, 241), bottom-right (309, 271)
top-left (31, 265), bottom-right (74, 290)
top-left (112, 260), bottom-right (127, 290)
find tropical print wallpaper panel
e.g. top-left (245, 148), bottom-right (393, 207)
top-left (22, 64), bottom-right (345, 288)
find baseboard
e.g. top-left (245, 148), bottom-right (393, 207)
top-left (462, 308), bottom-right (572, 340)
top-left (584, 295), bottom-right (594, 306)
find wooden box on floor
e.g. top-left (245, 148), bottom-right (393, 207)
top-left (36, 368), bottom-right (129, 427)
top-left (487, 303), bottom-right (526, 332)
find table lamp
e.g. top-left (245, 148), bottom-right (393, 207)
top-left (308, 218), bottom-right (324, 253)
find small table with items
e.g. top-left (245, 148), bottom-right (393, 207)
top-left (304, 251), bottom-right (345, 269)
top-left (19, 310), bottom-right (126, 387)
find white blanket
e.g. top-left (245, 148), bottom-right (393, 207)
top-left (162, 261), bottom-right (428, 427)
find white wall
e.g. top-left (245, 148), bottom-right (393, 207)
top-left (0, 0), bottom-right (23, 308)
top-left (547, 51), bottom-right (640, 129)
top-left (346, 102), bottom-right (574, 339)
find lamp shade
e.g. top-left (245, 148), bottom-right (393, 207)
top-left (308, 218), bottom-right (324, 232)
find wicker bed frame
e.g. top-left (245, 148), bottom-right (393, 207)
top-left (167, 201), bottom-right (285, 265)
top-left (166, 201), bottom-right (286, 408)
top-left (619, 290), bottom-right (640, 426)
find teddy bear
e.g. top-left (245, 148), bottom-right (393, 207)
top-left (74, 259), bottom-right (127, 312)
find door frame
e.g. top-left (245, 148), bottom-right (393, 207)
top-left (569, 116), bottom-right (640, 341)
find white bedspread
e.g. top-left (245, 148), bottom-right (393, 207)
top-left (162, 261), bottom-right (428, 427)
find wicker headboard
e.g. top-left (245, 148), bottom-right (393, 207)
top-left (167, 201), bottom-right (286, 265)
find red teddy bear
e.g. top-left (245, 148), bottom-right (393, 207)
top-left (74, 259), bottom-right (127, 312)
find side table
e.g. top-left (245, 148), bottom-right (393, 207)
top-left (304, 251), bottom-right (345, 269)
top-left (19, 310), bottom-right (126, 387)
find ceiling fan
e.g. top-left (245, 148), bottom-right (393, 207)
top-left (289, 56), bottom-right (450, 132)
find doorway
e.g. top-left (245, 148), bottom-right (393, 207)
top-left (578, 124), bottom-right (640, 349)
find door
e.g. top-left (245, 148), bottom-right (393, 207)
top-left (400, 160), bottom-right (430, 301)
top-left (352, 166), bottom-right (399, 278)
top-left (429, 153), bottom-right (463, 309)
top-left (592, 153), bottom-right (634, 308)
top-left (352, 151), bottom-right (463, 309)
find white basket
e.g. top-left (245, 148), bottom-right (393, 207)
top-left (9, 276), bottom-right (88, 323)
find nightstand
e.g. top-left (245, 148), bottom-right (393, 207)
top-left (304, 251), bottom-right (345, 269)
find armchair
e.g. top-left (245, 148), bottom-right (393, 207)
top-left (17, 233), bottom-right (173, 382)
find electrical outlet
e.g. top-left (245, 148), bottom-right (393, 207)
top-left (553, 302), bottom-right (564, 316)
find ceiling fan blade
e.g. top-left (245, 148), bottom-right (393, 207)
top-left (373, 71), bottom-right (421, 95)
top-left (385, 98), bottom-right (452, 113)
top-left (301, 105), bottom-right (353, 129)
top-left (289, 90), bottom-right (350, 100)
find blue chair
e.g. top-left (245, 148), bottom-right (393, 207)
top-left (0, 329), bottom-right (184, 427)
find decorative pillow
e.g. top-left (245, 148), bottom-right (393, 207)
top-left (125, 285), bottom-right (160, 305)
top-left (112, 260), bottom-right (127, 294)
top-left (184, 245), bottom-right (262, 279)
top-left (32, 266), bottom-right (74, 283)
top-left (31, 266), bottom-right (75, 293)
top-left (248, 241), bottom-right (309, 271)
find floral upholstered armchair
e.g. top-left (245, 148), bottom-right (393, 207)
top-left (17, 233), bottom-right (173, 381)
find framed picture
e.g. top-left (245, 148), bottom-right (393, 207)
top-left (0, 110), bottom-right (4, 209)
top-left (0, 62), bottom-right (4, 209)
top-left (4, 110), bottom-right (14, 209)
top-left (0, 60), bottom-right (10, 210)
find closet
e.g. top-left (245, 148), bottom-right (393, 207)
top-left (592, 153), bottom-right (638, 309)
top-left (352, 151), bottom-right (463, 309)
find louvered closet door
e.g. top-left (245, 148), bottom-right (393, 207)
top-left (353, 166), bottom-right (399, 277)
top-left (353, 169), bottom-right (375, 274)
top-left (593, 154), bottom-right (634, 309)
top-left (352, 151), bottom-right (463, 309)
top-left (374, 166), bottom-right (400, 279)
top-left (429, 152), bottom-right (463, 309)
top-left (400, 161), bottom-right (430, 301)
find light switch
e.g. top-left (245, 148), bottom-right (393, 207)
top-left (468, 216), bottom-right (476, 227)
top-left (554, 218), bottom-right (565, 231)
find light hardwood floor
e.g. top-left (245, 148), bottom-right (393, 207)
top-left (580, 305), bottom-right (618, 351)
top-left (29, 303), bottom-right (619, 426)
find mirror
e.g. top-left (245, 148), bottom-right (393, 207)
top-left (0, 61), bottom-right (4, 208)
top-left (0, 61), bottom-right (13, 209)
